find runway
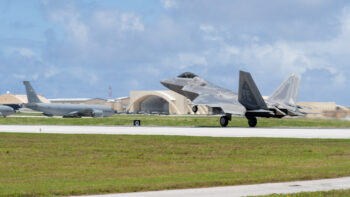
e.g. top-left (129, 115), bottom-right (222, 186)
top-left (74, 177), bottom-right (350, 197)
top-left (0, 125), bottom-right (349, 139)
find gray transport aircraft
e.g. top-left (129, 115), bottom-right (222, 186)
top-left (0, 105), bottom-right (15, 117)
top-left (23, 81), bottom-right (115, 118)
top-left (161, 71), bottom-right (305, 127)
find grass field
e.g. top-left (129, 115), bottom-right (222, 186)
top-left (2, 114), bottom-right (350, 127)
top-left (254, 189), bottom-right (350, 197)
top-left (1, 133), bottom-right (350, 196)
top-left (11, 112), bottom-right (44, 116)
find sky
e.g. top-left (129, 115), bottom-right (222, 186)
top-left (0, 0), bottom-right (349, 106)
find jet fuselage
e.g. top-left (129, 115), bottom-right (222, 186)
top-left (24, 103), bottom-right (115, 117)
top-left (0, 105), bottom-right (15, 117)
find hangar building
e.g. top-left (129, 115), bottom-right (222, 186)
top-left (0, 93), bottom-right (50, 104)
top-left (127, 90), bottom-right (208, 115)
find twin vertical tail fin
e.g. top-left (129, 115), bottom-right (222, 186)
top-left (23, 81), bottom-right (42, 103)
top-left (267, 74), bottom-right (301, 106)
top-left (238, 71), bottom-right (268, 110)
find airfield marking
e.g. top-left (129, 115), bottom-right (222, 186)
top-left (0, 125), bottom-right (349, 139)
top-left (73, 177), bottom-right (350, 197)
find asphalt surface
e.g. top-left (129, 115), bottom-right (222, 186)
top-left (74, 177), bottom-right (350, 197)
top-left (0, 125), bottom-right (349, 139)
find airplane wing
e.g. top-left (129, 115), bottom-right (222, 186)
top-left (191, 94), bottom-right (245, 115)
top-left (65, 109), bottom-right (106, 117)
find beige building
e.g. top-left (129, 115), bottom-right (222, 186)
top-left (0, 93), bottom-right (50, 104)
top-left (298, 102), bottom-right (350, 119)
top-left (114, 97), bottom-right (130, 112)
top-left (127, 90), bottom-right (208, 115)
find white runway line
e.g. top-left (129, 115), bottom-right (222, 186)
top-left (0, 125), bottom-right (349, 139)
top-left (73, 177), bottom-right (350, 197)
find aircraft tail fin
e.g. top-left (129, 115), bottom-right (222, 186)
top-left (238, 71), bottom-right (268, 110)
top-left (268, 74), bottom-right (301, 106)
top-left (23, 81), bottom-right (42, 103)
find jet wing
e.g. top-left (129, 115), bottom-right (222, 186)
top-left (191, 94), bottom-right (245, 115)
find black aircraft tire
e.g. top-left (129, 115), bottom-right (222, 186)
top-left (133, 120), bottom-right (141, 126)
top-left (192, 105), bottom-right (198, 113)
top-left (220, 116), bottom-right (229, 127)
top-left (248, 117), bottom-right (257, 127)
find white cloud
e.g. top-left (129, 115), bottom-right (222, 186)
top-left (43, 1), bottom-right (90, 48)
top-left (12, 74), bottom-right (26, 79)
top-left (29, 0), bottom-right (349, 103)
top-left (44, 66), bottom-right (59, 78)
top-left (240, 42), bottom-right (310, 75)
top-left (7, 47), bottom-right (36, 58)
top-left (161, 0), bottom-right (177, 9)
top-left (333, 73), bottom-right (346, 86)
top-left (200, 24), bottom-right (215, 32)
top-left (217, 45), bottom-right (240, 65)
top-left (12, 73), bottom-right (39, 80)
top-left (200, 24), bottom-right (224, 41)
top-left (92, 11), bottom-right (144, 32)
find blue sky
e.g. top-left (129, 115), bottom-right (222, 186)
top-left (0, 0), bottom-right (349, 106)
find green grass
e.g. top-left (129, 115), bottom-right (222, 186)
top-left (11, 112), bottom-right (44, 116)
top-left (1, 133), bottom-right (350, 196)
top-left (253, 189), bottom-right (350, 196)
top-left (2, 114), bottom-right (350, 127)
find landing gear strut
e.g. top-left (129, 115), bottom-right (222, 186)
top-left (220, 114), bottom-right (231, 127)
top-left (247, 116), bottom-right (257, 127)
top-left (192, 105), bottom-right (198, 113)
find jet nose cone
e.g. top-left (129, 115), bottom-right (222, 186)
top-left (160, 79), bottom-right (173, 88)
top-left (160, 78), bottom-right (186, 95)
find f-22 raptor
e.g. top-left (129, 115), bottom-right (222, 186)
top-left (23, 81), bottom-right (115, 118)
top-left (161, 71), bottom-right (305, 127)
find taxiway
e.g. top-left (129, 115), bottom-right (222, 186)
top-left (74, 177), bottom-right (350, 197)
top-left (0, 125), bottom-right (349, 139)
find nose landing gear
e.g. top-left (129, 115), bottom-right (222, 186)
top-left (219, 114), bottom-right (231, 127)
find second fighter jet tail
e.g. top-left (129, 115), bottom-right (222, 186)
top-left (267, 74), bottom-right (301, 106)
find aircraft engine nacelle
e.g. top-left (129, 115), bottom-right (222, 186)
top-left (92, 110), bottom-right (104, 117)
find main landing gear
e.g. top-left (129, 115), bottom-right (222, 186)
top-left (219, 114), bottom-right (257, 127)
top-left (247, 116), bottom-right (257, 127)
top-left (219, 114), bottom-right (231, 127)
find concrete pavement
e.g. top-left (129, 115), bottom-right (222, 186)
top-left (0, 125), bottom-right (349, 139)
top-left (73, 177), bottom-right (350, 197)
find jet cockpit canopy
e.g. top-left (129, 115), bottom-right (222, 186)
top-left (177, 72), bottom-right (198, 79)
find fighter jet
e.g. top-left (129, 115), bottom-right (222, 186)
top-left (23, 81), bottom-right (115, 118)
top-left (161, 71), bottom-right (305, 127)
top-left (0, 105), bottom-right (15, 117)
